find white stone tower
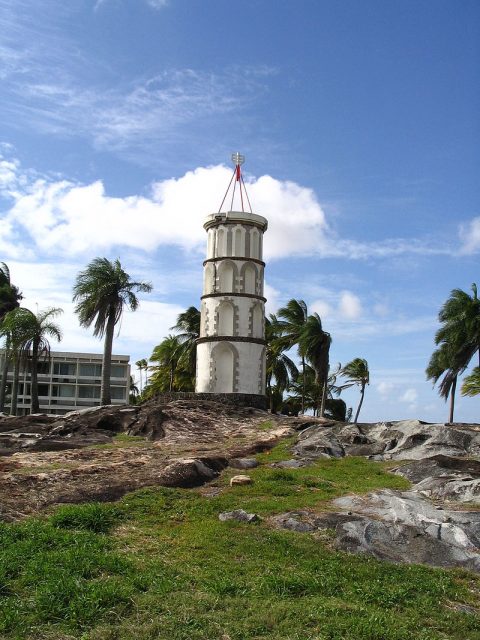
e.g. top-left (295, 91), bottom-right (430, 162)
top-left (196, 154), bottom-right (268, 398)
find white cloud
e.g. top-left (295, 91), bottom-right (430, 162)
top-left (400, 388), bottom-right (418, 404)
top-left (377, 381), bottom-right (395, 396)
top-left (339, 291), bottom-right (362, 320)
top-left (459, 217), bottom-right (480, 255)
top-left (0, 159), bottom-right (331, 261)
top-left (310, 299), bottom-right (332, 318)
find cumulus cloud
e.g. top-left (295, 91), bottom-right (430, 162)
top-left (459, 217), bottom-right (480, 255)
top-left (377, 381), bottom-right (395, 396)
top-left (339, 291), bottom-right (362, 320)
top-left (0, 158), bottom-right (331, 260)
top-left (400, 388), bottom-right (418, 404)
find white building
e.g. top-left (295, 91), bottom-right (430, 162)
top-left (0, 350), bottom-right (130, 415)
top-left (196, 155), bottom-right (268, 397)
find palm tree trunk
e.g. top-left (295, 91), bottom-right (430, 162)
top-left (353, 384), bottom-right (365, 423)
top-left (319, 379), bottom-right (328, 418)
top-left (101, 310), bottom-right (115, 405)
top-left (10, 357), bottom-right (19, 416)
top-left (30, 339), bottom-right (40, 414)
top-left (169, 362), bottom-right (174, 392)
top-left (0, 341), bottom-right (10, 413)
top-left (448, 376), bottom-right (457, 424)
top-left (301, 356), bottom-right (305, 414)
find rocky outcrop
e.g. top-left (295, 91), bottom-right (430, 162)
top-left (273, 419), bottom-right (480, 572)
top-left (294, 419), bottom-right (480, 462)
top-left (0, 399), bottom-right (293, 520)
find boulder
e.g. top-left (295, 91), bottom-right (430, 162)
top-left (219, 509), bottom-right (259, 523)
top-left (229, 458), bottom-right (258, 470)
top-left (230, 475), bottom-right (252, 486)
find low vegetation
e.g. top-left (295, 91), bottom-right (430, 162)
top-left (1, 443), bottom-right (479, 640)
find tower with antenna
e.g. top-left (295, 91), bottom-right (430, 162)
top-left (195, 154), bottom-right (268, 402)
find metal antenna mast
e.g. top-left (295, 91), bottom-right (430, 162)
top-left (217, 152), bottom-right (253, 214)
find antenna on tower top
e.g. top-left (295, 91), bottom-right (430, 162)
top-left (218, 152), bottom-right (253, 214)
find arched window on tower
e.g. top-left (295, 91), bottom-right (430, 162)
top-left (218, 261), bottom-right (235, 293)
top-left (243, 264), bottom-right (257, 295)
top-left (252, 304), bottom-right (264, 338)
top-left (216, 228), bottom-right (225, 257)
top-left (203, 263), bottom-right (215, 294)
top-left (212, 342), bottom-right (236, 393)
top-left (251, 229), bottom-right (260, 259)
top-left (233, 227), bottom-right (245, 257)
top-left (217, 301), bottom-right (235, 336)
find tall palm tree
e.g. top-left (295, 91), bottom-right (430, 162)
top-left (73, 258), bottom-right (152, 405)
top-left (427, 283), bottom-right (480, 422)
top-left (436, 283), bottom-right (480, 369)
top-left (0, 263), bottom-right (22, 320)
top-left (0, 308), bottom-right (34, 415)
top-left (17, 308), bottom-right (63, 413)
top-left (0, 263), bottom-right (23, 412)
top-left (301, 313), bottom-right (331, 418)
top-left (276, 299), bottom-right (309, 413)
top-left (170, 306), bottom-right (200, 388)
top-left (340, 358), bottom-right (370, 423)
top-left (135, 358), bottom-right (148, 393)
top-left (265, 314), bottom-right (298, 412)
top-left (461, 367), bottom-right (480, 397)
top-left (149, 335), bottom-right (183, 393)
top-left (426, 343), bottom-right (458, 423)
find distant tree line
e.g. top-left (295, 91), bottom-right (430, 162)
top-left (138, 298), bottom-right (370, 422)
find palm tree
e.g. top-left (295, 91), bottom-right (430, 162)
top-left (426, 343), bottom-right (458, 423)
top-left (276, 299), bottom-right (309, 413)
top-left (148, 335), bottom-right (183, 393)
top-left (135, 358), bottom-right (148, 393)
top-left (427, 283), bottom-right (480, 422)
top-left (0, 263), bottom-right (22, 412)
top-left (461, 367), bottom-right (480, 397)
top-left (0, 263), bottom-right (22, 320)
top-left (0, 308), bottom-right (34, 415)
top-left (73, 258), bottom-right (152, 405)
top-left (17, 308), bottom-right (63, 413)
top-left (436, 283), bottom-right (480, 369)
top-left (265, 314), bottom-right (298, 412)
top-left (301, 313), bottom-right (332, 418)
top-left (340, 358), bottom-right (370, 423)
top-left (170, 306), bottom-right (200, 388)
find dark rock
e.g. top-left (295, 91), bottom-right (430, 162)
top-left (273, 459), bottom-right (304, 468)
top-left (229, 458), bottom-right (259, 470)
top-left (219, 509), bottom-right (259, 523)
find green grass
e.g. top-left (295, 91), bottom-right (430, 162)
top-left (1, 442), bottom-right (479, 640)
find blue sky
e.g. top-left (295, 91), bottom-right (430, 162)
top-left (0, 0), bottom-right (479, 422)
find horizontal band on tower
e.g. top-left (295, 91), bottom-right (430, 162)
top-left (203, 216), bottom-right (268, 233)
top-left (196, 336), bottom-right (266, 345)
top-left (201, 292), bottom-right (267, 302)
top-left (203, 257), bottom-right (265, 267)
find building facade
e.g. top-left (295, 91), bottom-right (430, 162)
top-left (0, 350), bottom-right (130, 415)
top-left (196, 209), bottom-right (268, 396)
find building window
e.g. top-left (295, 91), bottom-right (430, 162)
top-left (110, 365), bottom-right (126, 379)
top-left (38, 384), bottom-right (49, 397)
top-left (110, 386), bottom-right (126, 400)
top-left (79, 363), bottom-right (102, 377)
top-left (51, 384), bottom-right (75, 398)
top-left (78, 385), bottom-right (100, 399)
top-left (37, 361), bottom-right (50, 374)
top-left (53, 362), bottom-right (77, 376)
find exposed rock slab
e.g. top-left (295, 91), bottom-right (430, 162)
top-left (294, 419), bottom-right (480, 463)
top-left (273, 490), bottom-right (480, 572)
top-left (0, 399), bottom-right (291, 520)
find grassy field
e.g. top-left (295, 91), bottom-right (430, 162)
top-left (1, 440), bottom-right (479, 640)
